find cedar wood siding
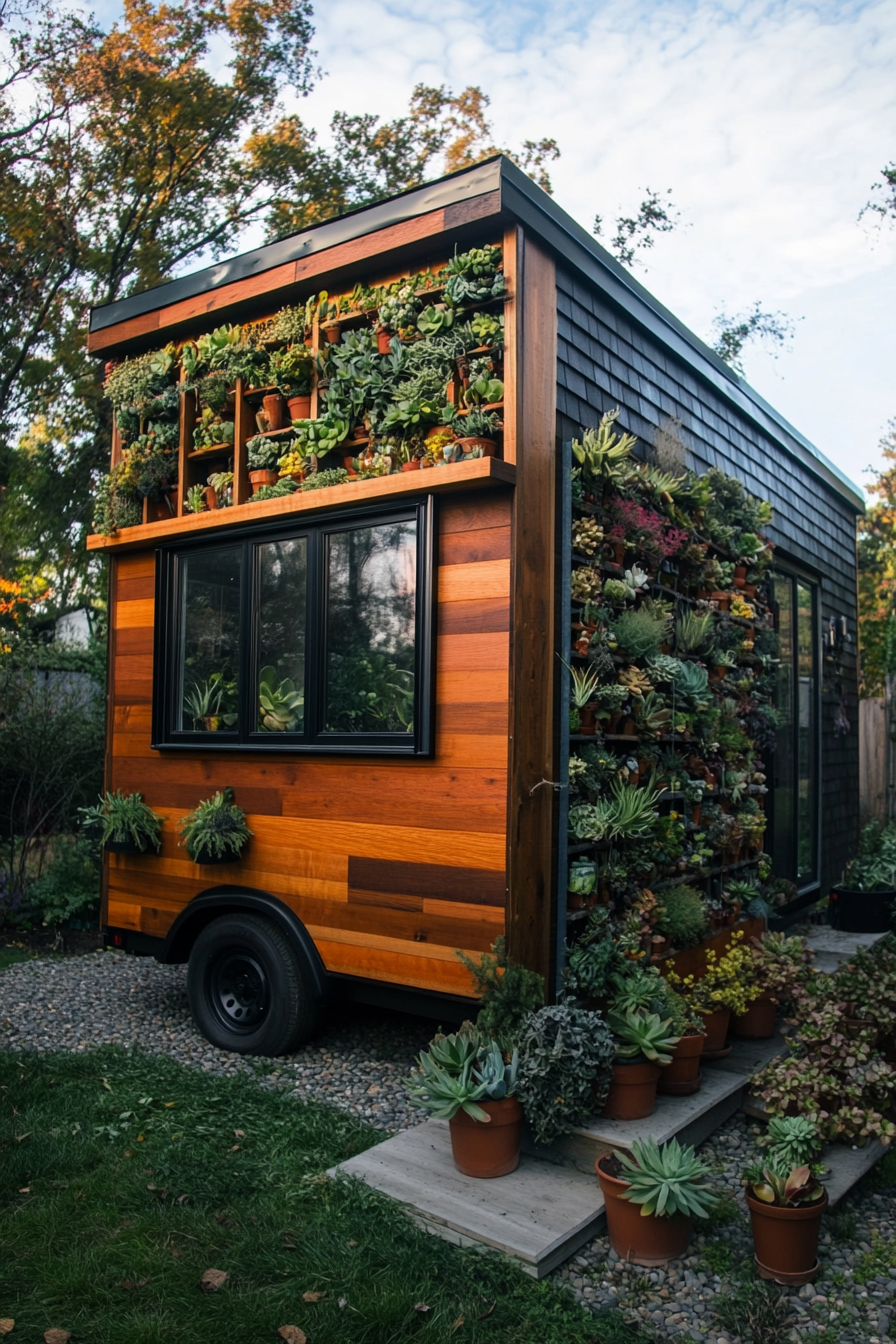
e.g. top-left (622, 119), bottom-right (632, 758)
top-left (555, 266), bottom-right (860, 896)
top-left (105, 489), bottom-right (512, 997)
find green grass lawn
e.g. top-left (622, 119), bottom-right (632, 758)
top-left (0, 946), bottom-right (36, 971)
top-left (0, 1049), bottom-right (641, 1344)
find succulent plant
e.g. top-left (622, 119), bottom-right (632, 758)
top-left (618, 1137), bottom-right (715, 1219)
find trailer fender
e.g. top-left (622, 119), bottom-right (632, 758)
top-left (161, 887), bottom-right (328, 1001)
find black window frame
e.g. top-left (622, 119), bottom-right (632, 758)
top-left (768, 563), bottom-right (821, 894)
top-left (152, 496), bottom-right (436, 756)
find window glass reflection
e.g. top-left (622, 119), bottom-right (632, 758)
top-left (256, 538), bottom-right (307, 733)
top-left (177, 547), bottom-right (241, 732)
top-left (325, 521), bottom-right (417, 733)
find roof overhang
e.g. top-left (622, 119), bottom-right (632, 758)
top-left (89, 155), bottom-right (863, 513)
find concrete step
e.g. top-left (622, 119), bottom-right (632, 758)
top-left (334, 1119), bottom-right (606, 1278)
top-left (527, 1033), bottom-right (786, 1174)
top-left (332, 1029), bottom-right (888, 1277)
top-left (802, 927), bottom-right (888, 973)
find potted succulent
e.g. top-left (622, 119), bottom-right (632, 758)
top-left (831, 821), bottom-right (896, 933)
top-left (246, 435), bottom-right (282, 491)
top-left (559, 658), bottom-right (602, 735)
top-left (405, 1030), bottom-right (522, 1178)
top-left (667, 932), bottom-right (757, 1054)
top-left (178, 787), bottom-right (252, 865)
top-left (258, 665), bottom-right (303, 731)
top-left (603, 1010), bottom-right (678, 1120)
top-left (744, 1125), bottom-right (827, 1286)
top-left (205, 470), bottom-right (233, 510)
top-left (596, 1136), bottom-right (715, 1266)
top-left (80, 790), bottom-right (163, 855)
top-left (456, 407), bottom-right (502, 457)
top-left (655, 984), bottom-right (706, 1097)
top-left (269, 345), bottom-right (314, 420)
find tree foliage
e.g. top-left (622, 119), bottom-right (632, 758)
top-left (859, 418), bottom-right (896, 697)
top-left (710, 303), bottom-right (796, 377)
top-left (593, 186), bottom-right (680, 267)
top-left (861, 160), bottom-right (896, 229)
top-left (0, 0), bottom-right (561, 624)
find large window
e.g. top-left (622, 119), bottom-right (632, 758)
top-left (770, 569), bottom-right (819, 889)
top-left (153, 501), bottom-right (434, 754)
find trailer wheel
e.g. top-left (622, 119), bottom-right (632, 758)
top-left (187, 913), bottom-right (318, 1055)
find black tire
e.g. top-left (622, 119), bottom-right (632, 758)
top-left (187, 913), bottom-right (319, 1055)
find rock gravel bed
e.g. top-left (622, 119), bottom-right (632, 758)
top-left (554, 1112), bottom-right (896, 1343)
top-left (0, 949), bottom-right (433, 1131)
top-left (4, 951), bottom-right (896, 1342)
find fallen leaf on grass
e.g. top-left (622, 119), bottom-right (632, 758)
top-left (199, 1269), bottom-right (228, 1293)
top-left (44, 1331), bottom-right (71, 1343)
top-left (277, 1329), bottom-right (306, 1344)
top-left (347, 1240), bottom-right (357, 1247)
top-left (18, 1188), bottom-right (29, 1195)
top-left (0, 1321), bottom-right (13, 1335)
top-left (282, 1234), bottom-right (297, 1250)
top-left (230, 1145), bottom-right (241, 1152)
top-left (338, 1298), bottom-right (347, 1309)
top-left (413, 1303), bottom-right (430, 1313)
top-left (14, 1133), bottom-right (31, 1143)
top-left (452, 1318), bottom-right (464, 1332)
top-left (301, 1291), bottom-right (325, 1303)
top-left (234, 1129), bottom-right (244, 1137)
top-left (476, 1303), bottom-right (495, 1320)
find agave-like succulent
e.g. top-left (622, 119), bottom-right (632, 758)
top-left (258, 666), bottom-right (304, 731)
top-left (619, 1136), bottom-right (716, 1219)
top-left (751, 1164), bottom-right (824, 1208)
top-left (608, 1009), bottom-right (679, 1065)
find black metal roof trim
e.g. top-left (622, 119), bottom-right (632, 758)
top-left (88, 157), bottom-right (504, 335)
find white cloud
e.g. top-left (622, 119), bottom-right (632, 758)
top-left (296, 0), bottom-right (896, 487)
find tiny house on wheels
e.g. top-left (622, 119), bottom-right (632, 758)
top-left (87, 156), bottom-right (863, 1056)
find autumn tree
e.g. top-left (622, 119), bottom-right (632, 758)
top-left (858, 419), bottom-right (896, 697)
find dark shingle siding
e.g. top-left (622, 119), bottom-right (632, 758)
top-left (556, 265), bottom-right (859, 894)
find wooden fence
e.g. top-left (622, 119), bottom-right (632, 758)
top-left (860, 676), bottom-right (896, 823)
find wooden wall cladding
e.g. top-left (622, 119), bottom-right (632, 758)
top-left (105, 489), bottom-right (512, 998)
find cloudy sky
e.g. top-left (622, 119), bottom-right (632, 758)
top-left (291, 0), bottom-right (895, 498)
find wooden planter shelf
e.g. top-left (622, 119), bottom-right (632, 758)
top-left (188, 443), bottom-right (234, 459)
top-left (87, 456), bottom-right (516, 552)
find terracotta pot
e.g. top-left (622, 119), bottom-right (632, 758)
top-left (262, 393), bottom-right (286, 431)
top-left (700, 1008), bottom-right (731, 1053)
top-left (596, 1156), bottom-right (692, 1266)
top-left (658, 1032), bottom-right (705, 1096)
top-left (456, 436), bottom-right (498, 457)
top-left (448, 1097), bottom-right (522, 1178)
top-left (376, 328), bottom-right (393, 354)
top-left (734, 565), bottom-right (747, 587)
top-left (401, 459), bottom-right (421, 472)
top-left (691, 803), bottom-right (702, 826)
top-left (287, 394), bottom-right (312, 421)
top-left (746, 1189), bottom-right (827, 1285)
top-left (611, 542), bottom-right (626, 566)
top-left (249, 469), bottom-right (278, 494)
top-left (602, 1059), bottom-right (660, 1121)
top-left (606, 712), bottom-right (622, 733)
top-left (710, 591), bottom-right (731, 611)
top-left (578, 704), bottom-right (597, 735)
top-left (731, 996), bottom-right (777, 1039)
top-left (204, 486), bottom-right (218, 511)
top-left (322, 322), bottom-right (341, 345)
top-left (744, 583), bottom-right (758, 598)
top-left (650, 935), bottom-right (669, 962)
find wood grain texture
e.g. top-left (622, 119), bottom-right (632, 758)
top-left (104, 484), bottom-right (513, 997)
top-left (505, 231), bottom-right (558, 991)
top-left (87, 459), bottom-right (516, 552)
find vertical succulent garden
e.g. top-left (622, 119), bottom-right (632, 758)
top-left (93, 245), bottom-right (509, 532)
top-left (564, 409), bottom-right (788, 962)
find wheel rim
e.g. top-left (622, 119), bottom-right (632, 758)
top-left (207, 949), bottom-right (270, 1034)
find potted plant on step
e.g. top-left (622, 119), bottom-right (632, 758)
top-left (603, 1010), bottom-right (678, 1120)
top-left (80, 790), bottom-right (163, 855)
top-left (830, 820), bottom-right (896, 933)
top-left (655, 983), bottom-right (706, 1097)
top-left (405, 1029), bottom-right (522, 1178)
top-left (731, 932), bottom-right (811, 1039)
top-left (667, 931), bottom-right (756, 1056)
top-left (178, 788), bottom-right (252, 865)
top-left (596, 1136), bottom-right (715, 1266)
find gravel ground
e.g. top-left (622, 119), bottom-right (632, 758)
top-left (0, 948), bottom-right (433, 1131)
top-left (4, 950), bottom-right (896, 1343)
